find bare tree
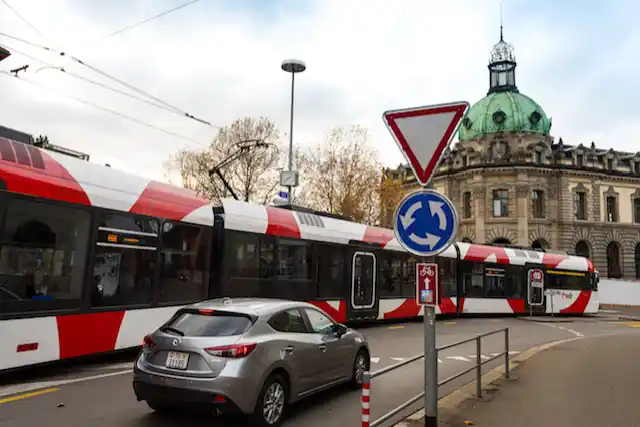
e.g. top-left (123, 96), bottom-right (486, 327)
top-left (164, 117), bottom-right (282, 204)
top-left (300, 125), bottom-right (382, 224)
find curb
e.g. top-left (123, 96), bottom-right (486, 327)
top-left (617, 316), bottom-right (640, 322)
top-left (601, 304), bottom-right (640, 309)
top-left (391, 335), bottom-right (585, 427)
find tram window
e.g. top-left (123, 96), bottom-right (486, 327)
top-left (157, 222), bottom-right (209, 303)
top-left (91, 214), bottom-right (158, 307)
top-left (460, 261), bottom-right (484, 297)
top-left (485, 267), bottom-right (506, 297)
top-left (228, 232), bottom-right (260, 278)
top-left (0, 198), bottom-right (90, 312)
top-left (401, 255), bottom-right (419, 297)
top-left (437, 257), bottom-right (457, 297)
top-left (378, 254), bottom-right (401, 297)
top-left (276, 238), bottom-right (312, 280)
top-left (545, 270), bottom-right (589, 290)
top-left (317, 244), bottom-right (345, 298)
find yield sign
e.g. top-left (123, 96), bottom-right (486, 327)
top-left (383, 101), bottom-right (469, 186)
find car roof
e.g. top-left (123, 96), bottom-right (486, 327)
top-left (188, 297), bottom-right (316, 317)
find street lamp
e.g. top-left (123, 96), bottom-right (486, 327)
top-left (280, 58), bottom-right (306, 204)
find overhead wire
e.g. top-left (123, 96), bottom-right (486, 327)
top-left (0, 0), bottom-right (52, 44)
top-left (0, 71), bottom-right (210, 148)
top-left (102, 0), bottom-right (206, 39)
top-left (0, 31), bottom-right (216, 127)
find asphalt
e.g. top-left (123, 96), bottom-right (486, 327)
top-left (1, 314), bottom-right (638, 427)
top-left (442, 330), bottom-right (640, 427)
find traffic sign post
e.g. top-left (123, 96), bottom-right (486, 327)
top-left (527, 268), bottom-right (544, 318)
top-left (384, 101), bottom-right (468, 427)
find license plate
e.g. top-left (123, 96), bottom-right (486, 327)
top-left (165, 351), bottom-right (189, 370)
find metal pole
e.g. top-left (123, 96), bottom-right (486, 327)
top-left (476, 337), bottom-right (482, 397)
top-left (287, 71), bottom-right (295, 204)
top-left (362, 371), bottom-right (371, 427)
top-left (504, 328), bottom-right (510, 379)
top-left (550, 292), bottom-right (555, 318)
top-left (425, 306), bottom-right (438, 427)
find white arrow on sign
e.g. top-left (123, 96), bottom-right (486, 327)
top-left (409, 232), bottom-right (441, 248)
top-left (428, 200), bottom-right (447, 230)
top-left (400, 201), bottom-right (421, 229)
top-left (383, 101), bottom-right (469, 186)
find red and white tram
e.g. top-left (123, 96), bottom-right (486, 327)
top-left (0, 136), bottom-right (598, 372)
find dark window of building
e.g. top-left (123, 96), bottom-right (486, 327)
top-left (634, 199), bottom-right (640, 223)
top-left (635, 162), bottom-right (640, 175)
top-left (574, 192), bottom-right (587, 220)
top-left (268, 308), bottom-right (308, 333)
top-left (607, 158), bottom-right (614, 170)
top-left (606, 196), bottom-right (618, 222)
top-left (575, 241), bottom-right (590, 258)
top-left (462, 192), bottom-right (472, 219)
top-left (531, 190), bottom-right (545, 218)
top-left (91, 214), bottom-right (158, 307)
top-left (635, 244), bottom-right (640, 279)
top-left (157, 222), bottom-right (210, 304)
top-left (534, 151), bottom-right (543, 164)
top-left (492, 189), bottom-right (509, 217)
top-left (576, 154), bottom-right (584, 167)
top-left (607, 242), bottom-right (622, 279)
top-left (317, 243), bottom-right (346, 298)
top-left (0, 198), bottom-right (91, 313)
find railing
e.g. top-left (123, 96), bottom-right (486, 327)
top-left (361, 327), bottom-right (510, 427)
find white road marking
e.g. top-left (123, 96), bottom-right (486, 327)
top-left (371, 357), bottom-right (380, 364)
top-left (446, 356), bottom-right (470, 362)
top-left (535, 321), bottom-right (583, 337)
top-left (438, 358), bottom-right (443, 364)
top-left (566, 329), bottom-right (584, 337)
top-left (390, 357), bottom-right (406, 361)
top-left (600, 309), bottom-right (619, 314)
top-left (0, 369), bottom-right (133, 398)
top-left (467, 354), bottom-right (491, 360)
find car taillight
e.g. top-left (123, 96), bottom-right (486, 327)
top-left (142, 335), bottom-right (155, 349)
top-left (205, 343), bottom-right (257, 358)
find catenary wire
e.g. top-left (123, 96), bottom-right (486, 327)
top-left (102, 0), bottom-right (206, 39)
top-left (1, 0), bottom-right (51, 43)
top-left (0, 31), bottom-right (216, 127)
top-left (0, 42), bottom-right (213, 121)
top-left (0, 71), bottom-right (210, 148)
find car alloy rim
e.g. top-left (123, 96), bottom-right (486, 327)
top-left (263, 382), bottom-right (285, 424)
top-left (355, 353), bottom-right (367, 383)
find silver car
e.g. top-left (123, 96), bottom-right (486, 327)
top-left (132, 297), bottom-right (371, 426)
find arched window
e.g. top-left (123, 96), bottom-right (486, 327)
top-left (461, 237), bottom-right (473, 243)
top-left (575, 241), bottom-right (590, 259)
top-left (531, 239), bottom-right (549, 250)
top-left (607, 242), bottom-right (622, 279)
top-left (492, 238), bottom-right (511, 245)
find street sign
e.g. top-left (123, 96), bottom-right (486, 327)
top-left (277, 191), bottom-right (289, 200)
top-left (527, 268), bottom-right (544, 306)
top-left (417, 263), bottom-right (438, 307)
top-left (393, 189), bottom-right (458, 257)
top-left (382, 101), bottom-right (469, 186)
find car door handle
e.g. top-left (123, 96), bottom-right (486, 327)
top-left (283, 346), bottom-right (295, 354)
top-left (319, 344), bottom-right (327, 352)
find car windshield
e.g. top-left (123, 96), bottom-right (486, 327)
top-left (165, 311), bottom-right (254, 337)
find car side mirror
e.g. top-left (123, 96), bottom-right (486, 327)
top-left (332, 323), bottom-right (347, 338)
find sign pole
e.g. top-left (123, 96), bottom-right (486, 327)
top-left (384, 100), bottom-right (468, 427)
top-left (424, 305), bottom-right (437, 427)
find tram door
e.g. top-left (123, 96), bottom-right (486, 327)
top-left (346, 249), bottom-right (379, 322)
top-left (524, 263), bottom-right (546, 315)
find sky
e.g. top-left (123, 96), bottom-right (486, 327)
top-left (1, 0), bottom-right (639, 185)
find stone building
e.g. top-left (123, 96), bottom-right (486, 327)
top-left (384, 31), bottom-right (640, 280)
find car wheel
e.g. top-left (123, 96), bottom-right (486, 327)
top-left (349, 348), bottom-right (370, 389)
top-left (249, 373), bottom-right (288, 426)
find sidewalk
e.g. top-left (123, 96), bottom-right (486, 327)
top-left (441, 333), bottom-right (640, 427)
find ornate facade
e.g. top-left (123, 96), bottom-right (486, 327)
top-left (384, 31), bottom-right (640, 280)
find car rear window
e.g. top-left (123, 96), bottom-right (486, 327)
top-left (166, 311), bottom-right (254, 337)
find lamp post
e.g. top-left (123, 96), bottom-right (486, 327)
top-left (280, 59), bottom-right (306, 204)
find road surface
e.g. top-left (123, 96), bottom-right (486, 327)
top-left (1, 315), bottom-right (635, 427)
top-left (442, 329), bottom-right (640, 427)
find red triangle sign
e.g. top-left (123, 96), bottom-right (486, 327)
top-left (383, 101), bottom-right (469, 186)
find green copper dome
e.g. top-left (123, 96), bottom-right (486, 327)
top-left (458, 32), bottom-right (552, 141)
top-left (458, 91), bottom-right (551, 141)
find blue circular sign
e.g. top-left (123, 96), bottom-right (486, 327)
top-left (393, 189), bottom-right (459, 257)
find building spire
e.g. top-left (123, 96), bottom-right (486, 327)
top-left (487, 0), bottom-right (518, 94)
top-left (499, 0), bottom-right (504, 41)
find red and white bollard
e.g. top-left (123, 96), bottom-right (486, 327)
top-left (361, 371), bottom-right (370, 427)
